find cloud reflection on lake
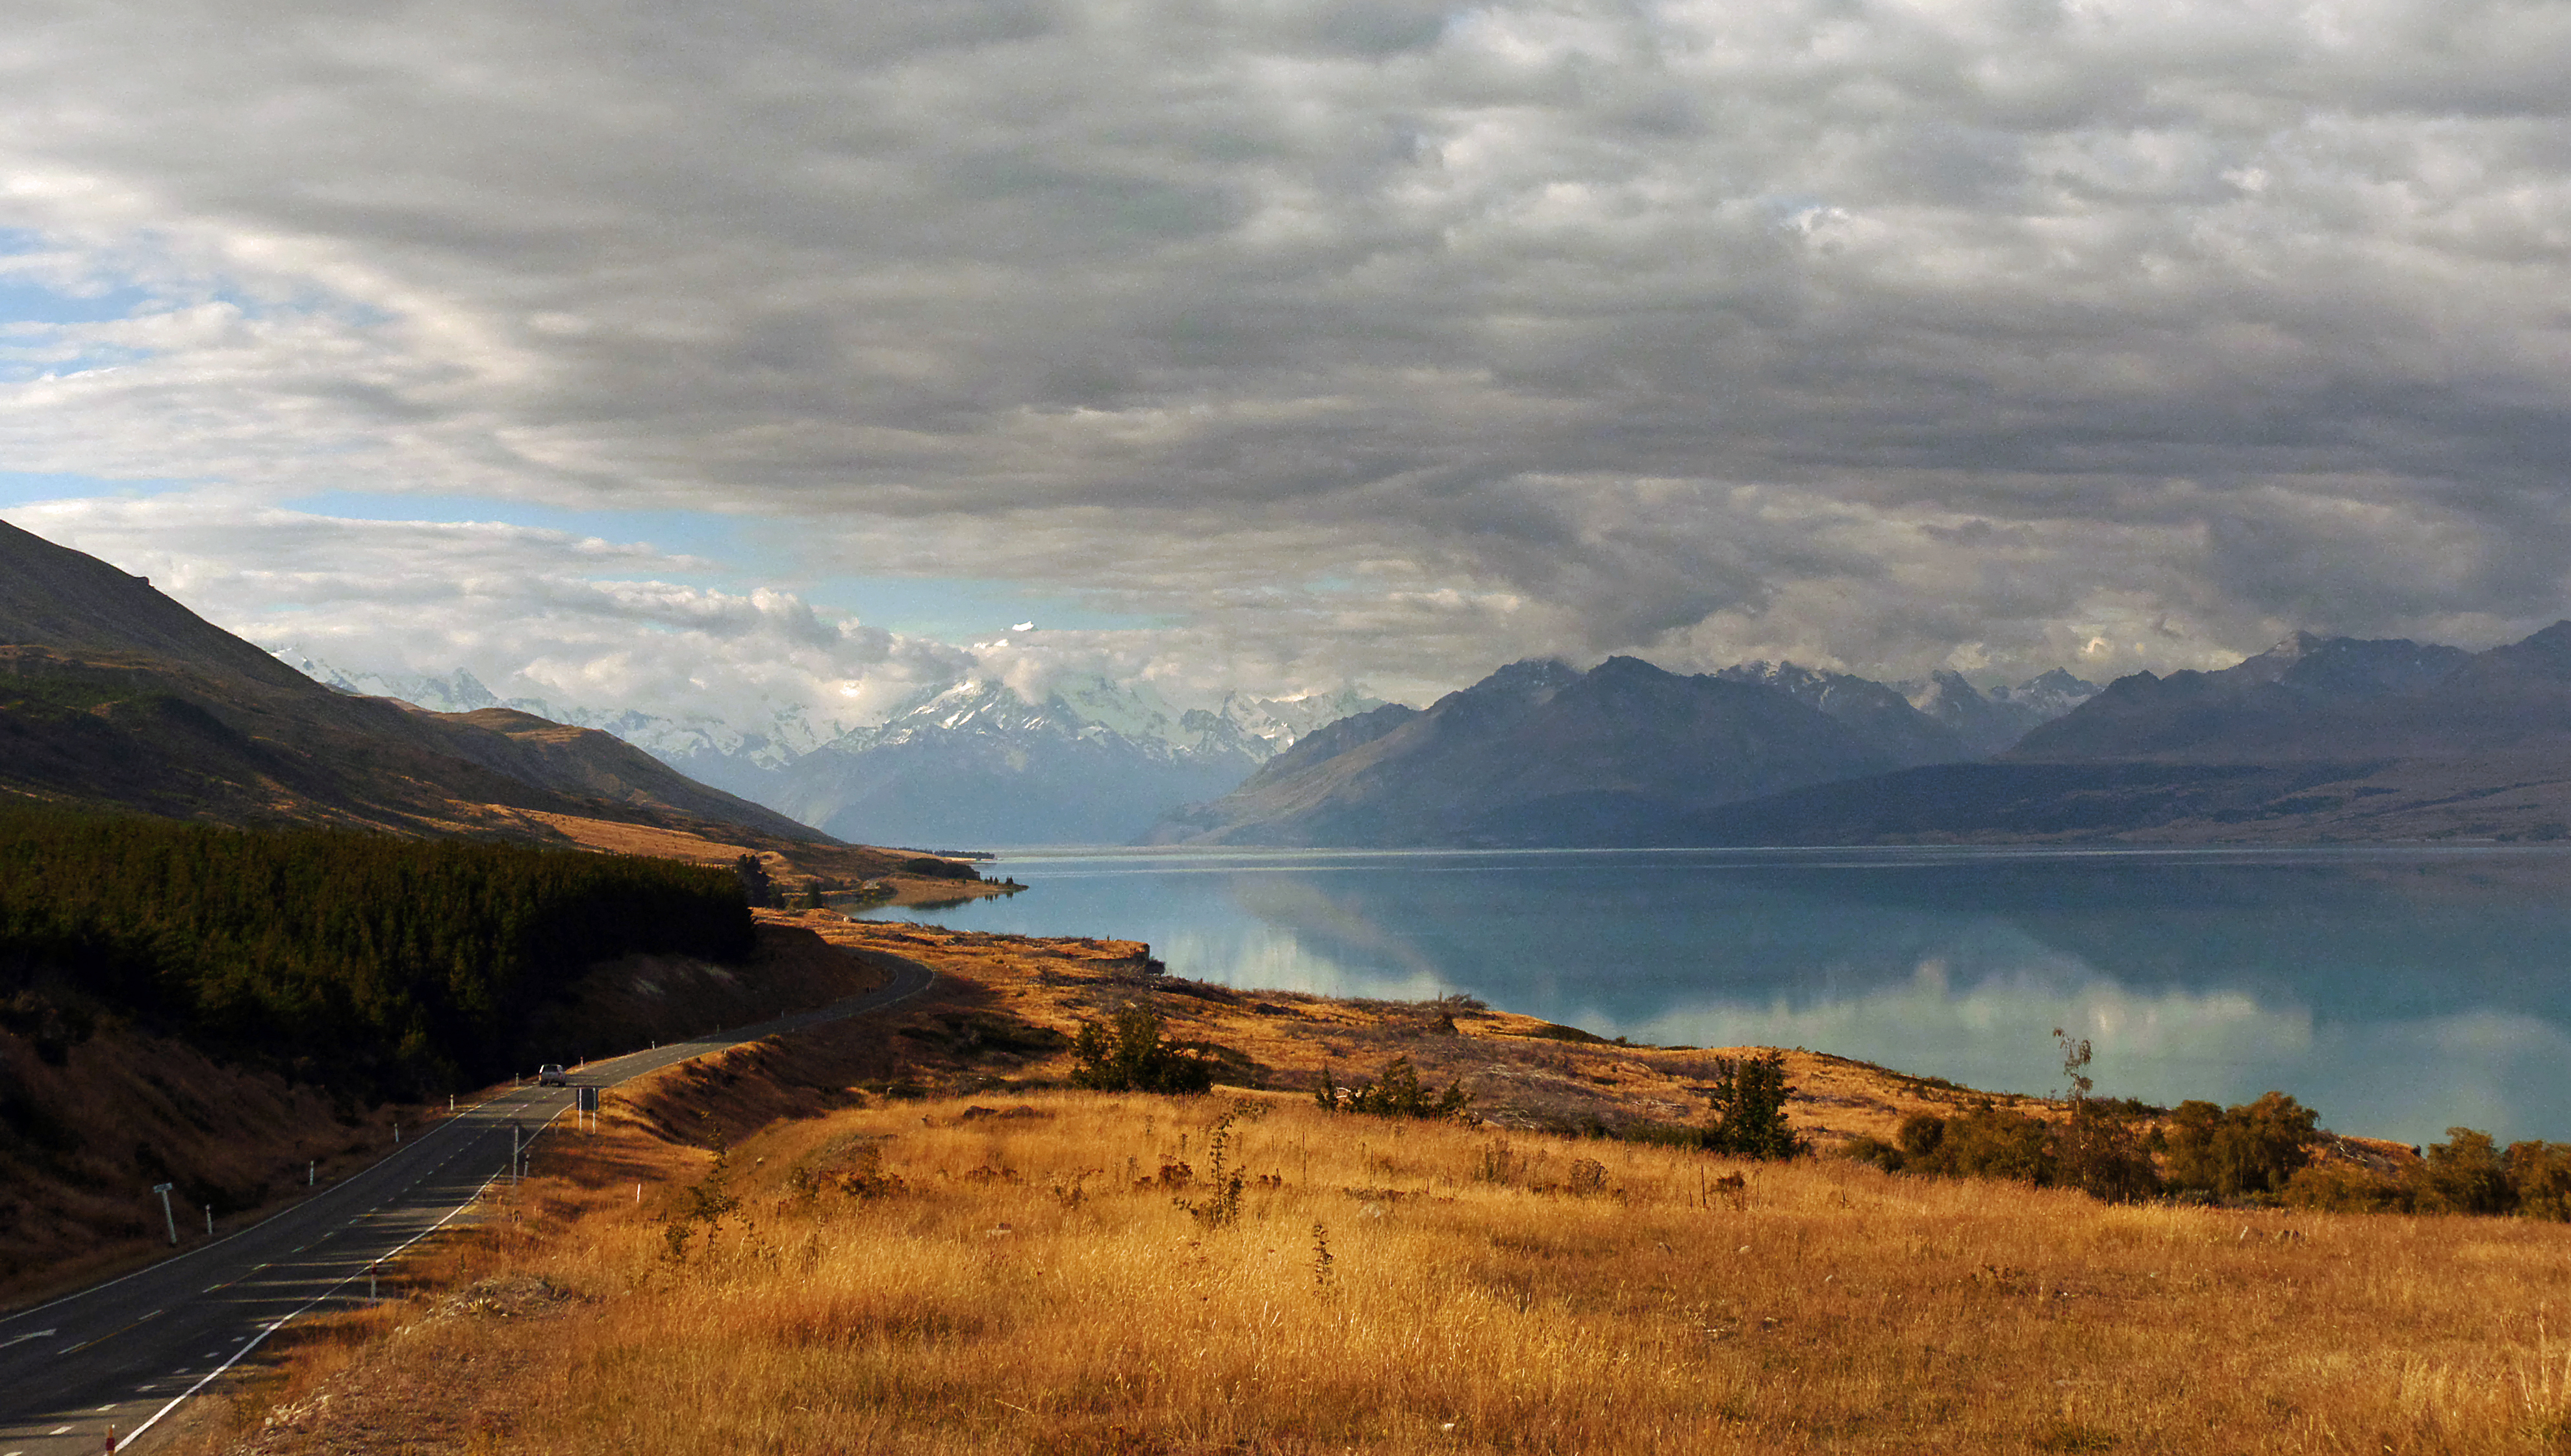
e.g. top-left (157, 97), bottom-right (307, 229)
top-left (865, 846), bottom-right (2571, 1148)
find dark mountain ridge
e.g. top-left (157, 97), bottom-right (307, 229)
top-left (1148, 655), bottom-right (1950, 846)
top-left (0, 516), bottom-right (835, 850)
top-left (1683, 623), bottom-right (2571, 844)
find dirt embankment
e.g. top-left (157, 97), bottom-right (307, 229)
top-left (0, 1020), bottom-right (416, 1303)
top-left (0, 913), bottom-right (895, 1311)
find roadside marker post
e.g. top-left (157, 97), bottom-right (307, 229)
top-left (309, 1160), bottom-right (316, 1186)
top-left (204, 1207), bottom-right (212, 1238)
top-left (153, 1183), bottom-right (175, 1245)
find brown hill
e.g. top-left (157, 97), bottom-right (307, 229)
top-left (0, 516), bottom-right (964, 885)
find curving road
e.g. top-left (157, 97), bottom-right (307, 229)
top-left (0, 955), bottom-right (935, 1455)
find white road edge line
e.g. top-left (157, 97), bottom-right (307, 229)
top-left (54, 962), bottom-right (937, 1446)
top-left (0, 1095), bottom-right (501, 1329)
top-left (108, 1142), bottom-right (533, 1454)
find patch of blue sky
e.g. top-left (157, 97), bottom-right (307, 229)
top-left (0, 343), bottom-right (155, 383)
top-left (0, 470), bottom-right (205, 509)
top-left (0, 276), bottom-right (157, 327)
top-left (286, 489), bottom-right (752, 565)
top-left (11, 474), bottom-right (1163, 645)
top-left (798, 574), bottom-right (1167, 641)
top-left (2, 229), bottom-right (373, 328)
top-left (283, 491), bottom-right (1156, 637)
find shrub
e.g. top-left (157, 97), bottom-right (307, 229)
top-left (1067, 1007), bottom-right (1217, 1094)
top-left (2057, 1101), bottom-right (2160, 1202)
top-left (2282, 1161), bottom-right (2412, 1214)
top-left (1895, 1102), bottom-right (2057, 1185)
top-left (1315, 1055), bottom-right (1468, 1118)
top-left (2162, 1092), bottom-right (2319, 1200)
top-left (2417, 1127), bottom-right (2511, 1215)
top-left (1843, 1135), bottom-right (1905, 1172)
top-left (2507, 1141), bottom-right (2571, 1220)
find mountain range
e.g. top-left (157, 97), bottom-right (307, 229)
top-left (1678, 625), bottom-right (2571, 844)
top-left (277, 638), bottom-right (2109, 849)
top-left (1146, 656), bottom-right (2099, 847)
top-left (1145, 622), bottom-right (2571, 848)
top-left (268, 649), bottom-right (1382, 846)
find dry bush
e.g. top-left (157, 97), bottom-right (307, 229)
top-left (220, 1087), bottom-right (2571, 1456)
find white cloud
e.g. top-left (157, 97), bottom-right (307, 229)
top-left (12, 492), bottom-right (973, 729)
top-left (4, 0), bottom-right (2571, 693)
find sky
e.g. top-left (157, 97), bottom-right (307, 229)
top-left (4, 0), bottom-right (2570, 729)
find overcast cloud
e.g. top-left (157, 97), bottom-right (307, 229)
top-left (5, 0), bottom-right (2570, 716)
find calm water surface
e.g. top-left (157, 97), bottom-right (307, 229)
top-left (860, 846), bottom-right (2571, 1148)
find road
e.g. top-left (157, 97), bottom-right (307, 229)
top-left (0, 954), bottom-right (935, 1455)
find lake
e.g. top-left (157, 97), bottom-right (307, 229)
top-left (859, 845), bottom-right (2571, 1149)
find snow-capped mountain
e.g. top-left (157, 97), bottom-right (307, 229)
top-left (1901, 668), bottom-right (2102, 756)
top-left (759, 678), bottom-right (1392, 846)
top-left (266, 645), bottom-right (1384, 846)
top-left (1712, 661), bottom-right (1971, 768)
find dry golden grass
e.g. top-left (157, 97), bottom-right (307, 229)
top-left (196, 1083), bottom-right (2571, 1456)
top-left (794, 920), bottom-right (2413, 1168)
top-left (483, 807), bottom-right (1019, 907)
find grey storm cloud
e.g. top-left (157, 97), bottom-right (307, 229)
top-left (5, 0), bottom-right (2571, 696)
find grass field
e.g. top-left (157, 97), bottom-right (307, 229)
top-left (191, 1057), bottom-right (2571, 1453)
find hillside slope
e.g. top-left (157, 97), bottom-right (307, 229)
top-left (0, 516), bottom-right (870, 861)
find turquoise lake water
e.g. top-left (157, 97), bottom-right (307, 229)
top-left (859, 845), bottom-right (2571, 1149)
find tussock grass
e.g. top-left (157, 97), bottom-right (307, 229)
top-left (215, 1087), bottom-right (2571, 1455)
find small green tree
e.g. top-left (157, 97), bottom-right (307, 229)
top-left (1067, 1006), bottom-right (1217, 1094)
top-left (2053, 1029), bottom-right (2158, 1202)
top-left (1703, 1050), bottom-right (1807, 1160)
top-left (732, 853), bottom-right (775, 908)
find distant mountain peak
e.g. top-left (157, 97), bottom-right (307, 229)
top-left (1475, 657), bottom-right (1582, 693)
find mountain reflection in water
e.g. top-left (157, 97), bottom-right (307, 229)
top-left (860, 846), bottom-right (2571, 1149)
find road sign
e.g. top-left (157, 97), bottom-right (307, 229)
top-left (576, 1086), bottom-right (600, 1112)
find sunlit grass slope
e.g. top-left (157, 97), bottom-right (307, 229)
top-left (218, 1086), bottom-right (2571, 1456)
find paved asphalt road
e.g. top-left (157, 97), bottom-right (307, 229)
top-left (0, 954), bottom-right (935, 1455)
